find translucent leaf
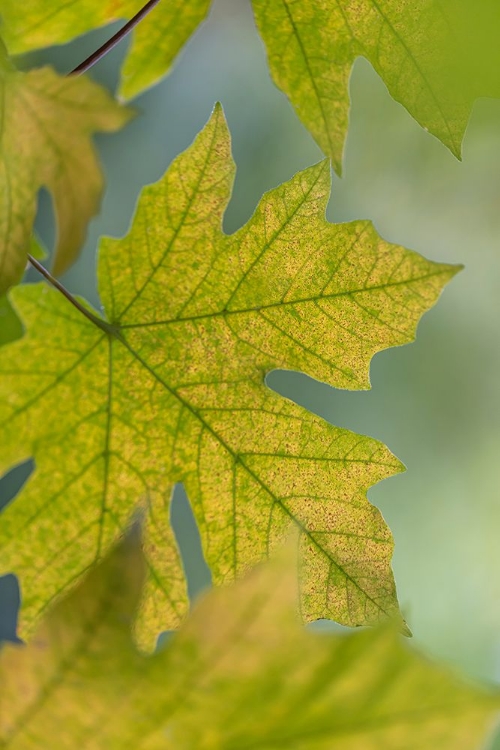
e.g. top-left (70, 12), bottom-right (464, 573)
top-left (252, 0), bottom-right (500, 171)
top-left (5, 1), bottom-right (500, 166)
top-left (0, 39), bottom-right (132, 293)
top-left (1, 531), bottom-right (497, 749)
top-left (0, 106), bottom-right (458, 646)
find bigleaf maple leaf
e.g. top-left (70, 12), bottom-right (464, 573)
top-left (1, 530), bottom-right (498, 749)
top-left (0, 38), bottom-right (132, 293)
top-left (0, 106), bottom-right (457, 646)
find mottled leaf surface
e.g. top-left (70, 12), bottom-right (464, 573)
top-left (0, 106), bottom-right (457, 646)
top-left (1, 532), bottom-right (498, 749)
top-left (0, 41), bottom-right (131, 293)
top-left (0, 0), bottom-right (211, 100)
top-left (252, 0), bottom-right (500, 171)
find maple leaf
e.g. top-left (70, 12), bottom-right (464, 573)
top-left (0, 236), bottom-right (45, 346)
top-left (0, 296), bottom-right (21, 345)
top-left (0, 106), bottom-right (458, 646)
top-left (1, 529), bottom-right (498, 749)
top-left (3, 1), bottom-right (500, 170)
top-left (252, 0), bottom-right (500, 172)
top-left (0, 0), bottom-right (211, 101)
top-left (0, 38), bottom-right (132, 294)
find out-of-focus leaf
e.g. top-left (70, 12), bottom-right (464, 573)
top-left (0, 105), bottom-right (458, 647)
top-left (0, 236), bottom-right (45, 346)
top-left (4, 1), bottom-right (500, 165)
top-left (0, 0), bottom-right (211, 100)
top-left (0, 531), bottom-right (498, 749)
top-left (0, 295), bottom-right (22, 345)
top-left (0, 39), bottom-right (132, 293)
top-left (252, 0), bottom-right (500, 172)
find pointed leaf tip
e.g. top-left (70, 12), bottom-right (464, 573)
top-left (0, 111), bottom-right (458, 646)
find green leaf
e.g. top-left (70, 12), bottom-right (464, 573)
top-left (251, 0), bottom-right (500, 172)
top-left (1, 531), bottom-right (498, 749)
top-left (0, 236), bottom-right (46, 347)
top-left (0, 106), bottom-right (458, 647)
top-left (0, 295), bottom-right (22, 345)
top-left (0, 0), bottom-right (211, 101)
top-left (0, 42), bottom-right (132, 294)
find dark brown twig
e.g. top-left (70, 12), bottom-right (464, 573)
top-left (27, 3), bottom-right (163, 327)
top-left (27, 253), bottom-right (115, 334)
top-left (70, 0), bottom-right (162, 76)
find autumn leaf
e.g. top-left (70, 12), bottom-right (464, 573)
top-left (1, 530), bottom-right (498, 749)
top-left (0, 38), bottom-right (132, 294)
top-left (0, 0), bottom-right (211, 101)
top-left (0, 105), bottom-right (458, 647)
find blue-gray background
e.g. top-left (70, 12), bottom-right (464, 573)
top-left (2, 0), bottom-right (500, 735)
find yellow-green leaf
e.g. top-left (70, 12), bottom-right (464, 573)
top-left (0, 0), bottom-right (211, 100)
top-left (0, 106), bottom-right (458, 647)
top-left (1, 531), bottom-right (498, 749)
top-left (252, 0), bottom-right (500, 172)
top-left (0, 44), bottom-right (132, 293)
top-left (0, 295), bottom-right (22, 345)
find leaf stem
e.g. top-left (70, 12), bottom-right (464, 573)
top-left (28, 2), bottom-right (162, 328)
top-left (70, 0), bottom-right (162, 76)
top-left (27, 254), bottom-right (114, 334)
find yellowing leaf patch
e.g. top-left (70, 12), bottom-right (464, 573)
top-left (0, 106), bottom-right (458, 646)
top-left (0, 40), bottom-right (131, 293)
top-left (1, 531), bottom-right (498, 749)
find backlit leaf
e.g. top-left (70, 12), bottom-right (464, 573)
top-left (0, 106), bottom-right (458, 647)
top-left (252, 0), bottom-right (500, 171)
top-left (1, 531), bottom-right (498, 749)
top-left (0, 40), bottom-right (132, 293)
top-left (4, 1), bottom-right (500, 166)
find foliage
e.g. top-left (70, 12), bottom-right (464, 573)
top-left (3, 1), bottom-right (500, 170)
top-left (0, 0), bottom-right (498, 746)
top-left (0, 105), bottom-right (457, 646)
top-left (0, 38), bottom-right (131, 293)
top-left (1, 530), bottom-right (498, 749)
top-left (0, 0), bottom-right (211, 100)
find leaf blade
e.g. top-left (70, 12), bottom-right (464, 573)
top-left (0, 107), bottom-right (458, 645)
top-left (0, 0), bottom-right (211, 101)
top-left (251, 0), bottom-right (500, 170)
top-left (1, 533), bottom-right (497, 749)
top-left (0, 56), bottom-right (132, 293)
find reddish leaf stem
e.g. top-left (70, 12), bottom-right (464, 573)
top-left (70, 0), bottom-right (162, 76)
top-left (28, 2), bottom-right (162, 327)
top-left (27, 3), bottom-right (163, 327)
top-left (27, 254), bottom-right (113, 333)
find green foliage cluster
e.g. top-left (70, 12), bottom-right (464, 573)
top-left (0, 1), bottom-right (499, 746)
